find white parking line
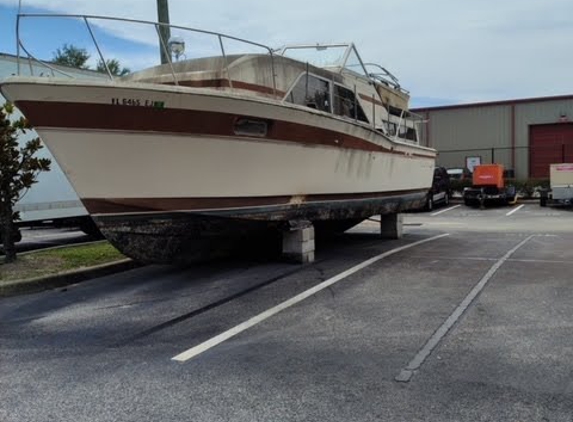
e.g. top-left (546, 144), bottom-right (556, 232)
top-left (172, 233), bottom-right (450, 363)
top-left (431, 205), bottom-right (461, 216)
top-left (506, 204), bottom-right (525, 216)
top-left (395, 234), bottom-right (535, 383)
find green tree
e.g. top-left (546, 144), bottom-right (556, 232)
top-left (52, 44), bottom-right (90, 69)
top-left (96, 58), bottom-right (130, 76)
top-left (52, 43), bottom-right (131, 76)
top-left (0, 103), bottom-right (51, 263)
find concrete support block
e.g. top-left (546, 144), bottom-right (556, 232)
top-left (284, 237), bottom-right (315, 254)
top-left (380, 213), bottom-right (403, 239)
top-left (288, 226), bottom-right (315, 243)
top-left (282, 225), bottom-right (315, 263)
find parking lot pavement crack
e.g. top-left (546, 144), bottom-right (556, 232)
top-left (395, 234), bottom-right (536, 383)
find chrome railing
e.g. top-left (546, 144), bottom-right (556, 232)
top-left (363, 63), bottom-right (409, 95)
top-left (14, 13), bottom-right (423, 143)
top-left (15, 13), bottom-right (278, 95)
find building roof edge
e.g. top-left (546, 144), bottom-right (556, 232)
top-left (412, 94), bottom-right (573, 113)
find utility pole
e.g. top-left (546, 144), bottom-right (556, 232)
top-left (17, 0), bottom-right (24, 74)
top-left (157, 0), bottom-right (171, 64)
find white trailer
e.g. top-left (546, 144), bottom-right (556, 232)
top-left (540, 163), bottom-right (573, 207)
top-left (1, 53), bottom-right (105, 242)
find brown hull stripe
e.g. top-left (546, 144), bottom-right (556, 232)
top-left (16, 100), bottom-right (434, 158)
top-left (83, 190), bottom-right (428, 214)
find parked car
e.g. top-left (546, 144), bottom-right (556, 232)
top-left (447, 167), bottom-right (472, 181)
top-left (425, 167), bottom-right (451, 210)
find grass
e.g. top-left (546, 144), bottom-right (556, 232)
top-left (0, 242), bottom-right (127, 283)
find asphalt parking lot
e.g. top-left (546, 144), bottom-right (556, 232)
top-left (401, 202), bottom-right (573, 233)
top-left (1, 203), bottom-right (572, 422)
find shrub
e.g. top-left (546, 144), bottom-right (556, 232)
top-left (506, 179), bottom-right (550, 198)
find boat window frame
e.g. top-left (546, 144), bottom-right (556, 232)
top-left (283, 71), bottom-right (370, 124)
top-left (282, 71), bottom-right (333, 114)
top-left (331, 82), bottom-right (369, 123)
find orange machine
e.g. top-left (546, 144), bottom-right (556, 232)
top-left (464, 164), bottom-right (516, 207)
top-left (472, 164), bottom-right (505, 189)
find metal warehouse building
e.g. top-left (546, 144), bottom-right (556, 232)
top-left (412, 95), bottom-right (573, 179)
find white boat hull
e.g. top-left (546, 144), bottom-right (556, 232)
top-left (1, 77), bottom-right (436, 263)
top-left (38, 129), bottom-right (433, 205)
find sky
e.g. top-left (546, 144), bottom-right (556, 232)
top-left (1, 0), bottom-right (572, 108)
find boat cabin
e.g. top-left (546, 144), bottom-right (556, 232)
top-left (124, 43), bottom-right (421, 143)
top-left (13, 13), bottom-right (422, 144)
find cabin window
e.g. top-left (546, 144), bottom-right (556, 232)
top-left (388, 105), bottom-right (405, 117)
top-left (402, 127), bottom-right (417, 141)
top-left (333, 85), bottom-right (368, 123)
top-left (398, 125), bottom-right (409, 138)
top-left (385, 122), bottom-right (417, 141)
top-left (386, 122), bottom-right (397, 136)
top-left (286, 74), bottom-right (331, 112)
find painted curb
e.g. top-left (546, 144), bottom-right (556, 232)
top-left (0, 259), bottom-right (141, 297)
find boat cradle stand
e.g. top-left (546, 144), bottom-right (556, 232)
top-left (281, 213), bottom-right (403, 264)
top-left (282, 220), bottom-right (315, 264)
top-left (380, 213), bottom-right (403, 240)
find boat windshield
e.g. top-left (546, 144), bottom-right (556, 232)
top-left (279, 44), bottom-right (367, 77)
top-left (279, 44), bottom-right (348, 68)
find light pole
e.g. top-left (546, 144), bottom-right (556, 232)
top-left (157, 0), bottom-right (171, 64)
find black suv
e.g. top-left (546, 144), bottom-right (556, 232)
top-left (425, 167), bottom-right (451, 211)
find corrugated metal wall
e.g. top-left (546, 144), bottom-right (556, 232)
top-left (424, 105), bottom-right (511, 171)
top-left (415, 97), bottom-right (573, 179)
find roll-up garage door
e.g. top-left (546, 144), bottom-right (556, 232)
top-left (529, 123), bottom-right (573, 178)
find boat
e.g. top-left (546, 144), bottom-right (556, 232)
top-left (1, 14), bottom-right (436, 264)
